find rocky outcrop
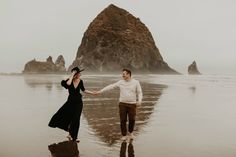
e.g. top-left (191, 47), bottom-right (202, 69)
top-left (69, 4), bottom-right (178, 74)
top-left (188, 61), bottom-right (201, 75)
top-left (55, 55), bottom-right (66, 72)
top-left (23, 55), bottom-right (66, 73)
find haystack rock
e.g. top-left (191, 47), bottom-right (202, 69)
top-left (69, 4), bottom-right (178, 74)
top-left (188, 61), bottom-right (201, 75)
top-left (23, 55), bottom-right (66, 73)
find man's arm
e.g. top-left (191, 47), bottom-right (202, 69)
top-left (136, 81), bottom-right (143, 106)
top-left (95, 81), bottom-right (120, 94)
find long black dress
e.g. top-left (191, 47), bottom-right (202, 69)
top-left (48, 79), bottom-right (85, 141)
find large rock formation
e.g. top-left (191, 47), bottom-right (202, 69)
top-left (23, 55), bottom-right (66, 73)
top-left (69, 4), bottom-right (178, 74)
top-left (188, 61), bottom-right (201, 75)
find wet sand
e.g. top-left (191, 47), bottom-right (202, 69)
top-left (1, 74), bottom-right (236, 157)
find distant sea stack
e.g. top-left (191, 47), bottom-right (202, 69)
top-left (23, 55), bottom-right (66, 73)
top-left (69, 4), bottom-right (178, 74)
top-left (188, 61), bottom-right (201, 75)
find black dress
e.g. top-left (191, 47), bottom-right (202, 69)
top-left (48, 79), bottom-right (85, 140)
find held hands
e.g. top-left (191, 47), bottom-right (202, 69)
top-left (93, 91), bottom-right (101, 95)
top-left (84, 90), bottom-right (101, 95)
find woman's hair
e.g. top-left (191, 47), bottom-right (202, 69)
top-left (122, 68), bottom-right (131, 76)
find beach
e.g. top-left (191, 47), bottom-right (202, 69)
top-left (1, 74), bottom-right (236, 157)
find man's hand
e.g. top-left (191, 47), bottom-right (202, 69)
top-left (137, 102), bottom-right (141, 107)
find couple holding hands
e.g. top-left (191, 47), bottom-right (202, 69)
top-left (48, 67), bottom-right (143, 142)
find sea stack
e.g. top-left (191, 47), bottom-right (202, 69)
top-left (23, 55), bottom-right (66, 73)
top-left (69, 4), bottom-right (178, 74)
top-left (188, 61), bottom-right (201, 75)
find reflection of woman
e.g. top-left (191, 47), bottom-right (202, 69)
top-left (48, 67), bottom-right (94, 142)
top-left (48, 141), bottom-right (79, 157)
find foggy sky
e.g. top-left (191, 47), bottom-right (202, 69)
top-left (1, 0), bottom-right (236, 74)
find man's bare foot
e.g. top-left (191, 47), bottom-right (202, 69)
top-left (121, 136), bottom-right (127, 141)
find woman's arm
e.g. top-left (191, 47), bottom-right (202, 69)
top-left (80, 80), bottom-right (95, 95)
top-left (66, 71), bottom-right (76, 86)
top-left (83, 90), bottom-right (95, 95)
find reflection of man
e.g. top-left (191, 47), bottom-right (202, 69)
top-left (120, 141), bottom-right (135, 157)
top-left (95, 69), bottom-right (143, 141)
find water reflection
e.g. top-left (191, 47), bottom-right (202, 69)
top-left (120, 141), bottom-right (135, 157)
top-left (189, 86), bottom-right (196, 93)
top-left (23, 75), bottom-right (63, 91)
top-left (83, 78), bottom-right (166, 145)
top-left (48, 141), bottom-right (79, 157)
top-left (46, 84), bottom-right (53, 91)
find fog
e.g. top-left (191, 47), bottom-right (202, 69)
top-left (1, 0), bottom-right (236, 74)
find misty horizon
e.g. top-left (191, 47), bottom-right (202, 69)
top-left (1, 0), bottom-right (236, 75)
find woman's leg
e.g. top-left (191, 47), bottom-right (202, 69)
top-left (69, 104), bottom-right (83, 141)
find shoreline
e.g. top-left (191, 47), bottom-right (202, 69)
top-left (1, 72), bottom-right (236, 77)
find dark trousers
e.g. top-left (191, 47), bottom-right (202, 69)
top-left (69, 104), bottom-right (83, 141)
top-left (119, 102), bottom-right (137, 136)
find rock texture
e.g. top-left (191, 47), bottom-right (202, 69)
top-left (188, 61), bottom-right (201, 75)
top-left (55, 55), bottom-right (66, 72)
top-left (23, 55), bottom-right (66, 73)
top-left (69, 4), bottom-right (178, 74)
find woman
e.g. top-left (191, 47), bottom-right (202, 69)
top-left (48, 67), bottom-right (94, 142)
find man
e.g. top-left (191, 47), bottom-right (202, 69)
top-left (95, 69), bottom-right (143, 141)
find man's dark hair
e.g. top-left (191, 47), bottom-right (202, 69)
top-left (122, 68), bottom-right (131, 76)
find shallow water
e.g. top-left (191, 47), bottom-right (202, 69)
top-left (0, 74), bottom-right (236, 157)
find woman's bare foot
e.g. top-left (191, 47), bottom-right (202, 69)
top-left (72, 139), bottom-right (80, 143)
top-left (66, 134), bottom-right (73, 140)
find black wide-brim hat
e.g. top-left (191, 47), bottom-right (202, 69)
top-left (71, 67), bottom-right (84, 74)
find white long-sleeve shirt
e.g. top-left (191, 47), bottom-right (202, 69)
top-left (100, 79), bottom-right (143, 104)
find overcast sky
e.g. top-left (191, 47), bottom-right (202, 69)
top-left (1, 0), bottom-right (236, 74)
